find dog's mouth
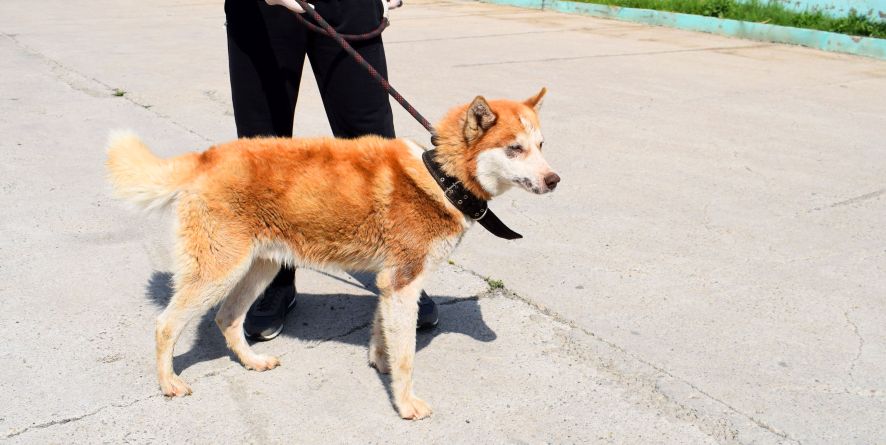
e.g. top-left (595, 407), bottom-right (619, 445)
top-left (513, 177), bottom-right (544, 194)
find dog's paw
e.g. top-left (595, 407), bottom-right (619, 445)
top-left (160, 375), bottom-right (193, 398)
top-left (243, 354), bottom-right (280, 372)
top-left (398, 396), bottom-right (432, 420)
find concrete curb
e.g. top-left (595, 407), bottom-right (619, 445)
top-left (479, 0), bottom-right (886, 59)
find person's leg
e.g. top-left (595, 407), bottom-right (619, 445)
top-left (305, 0), bottom-right (394, 139)
top-left (226, 0), bottom-right (306, 340)
top-left (307, 36), bottom-right (395, 139)
top-left (305, 8), bottom-right (438, 329)
top-left (226, 0), bottom-right (305, 138)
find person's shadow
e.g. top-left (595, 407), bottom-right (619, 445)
top-left (145, 269), bottom-right (497, 380)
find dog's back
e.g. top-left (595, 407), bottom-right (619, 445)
top-left (106, 133), bottom-right (465, 271)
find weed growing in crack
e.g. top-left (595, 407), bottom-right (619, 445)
top-left (485, 277), bottom-right (505, 290)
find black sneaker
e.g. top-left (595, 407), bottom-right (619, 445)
top-left (244, 283), bottom-right (297, 341)
top-left (417, 291), bottom-right (438, 330)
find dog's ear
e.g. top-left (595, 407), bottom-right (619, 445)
top-left (464, 96), bottom-right (497, 143)
top-left (525, 87), bottom-right (547, 112)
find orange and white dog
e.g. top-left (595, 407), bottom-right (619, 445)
top-left (106, 89), bottom-right (559, 420)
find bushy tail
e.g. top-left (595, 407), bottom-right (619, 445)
top-left (105, 131), bottom-right (194, 211)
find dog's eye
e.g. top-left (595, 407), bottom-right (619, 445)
top-left (506, 145), bottom-right (523, 158)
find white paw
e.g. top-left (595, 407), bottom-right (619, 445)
top-left (398, 395), bottom-right (432, 420)
top-left (243, 354), bottom-right (281, 371)
top-left (160, 374), bottom-right (193, 397)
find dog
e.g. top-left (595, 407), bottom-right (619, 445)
top-left (106, 88), bottom-right (559, 420)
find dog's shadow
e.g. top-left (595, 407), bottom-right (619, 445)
top-left (145, 270), bottom-right (497, 377)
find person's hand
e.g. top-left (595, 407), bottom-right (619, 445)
top-left (265, 0), bottom-right (311, 14)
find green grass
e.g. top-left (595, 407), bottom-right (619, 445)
top-left (574, 0), bottom-right (886, 38)
top-left (485, 277), bottom-right (505, 290)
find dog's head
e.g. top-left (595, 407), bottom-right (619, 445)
top-left (434, 88), bottom-right (560, 200)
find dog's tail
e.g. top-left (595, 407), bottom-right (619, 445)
top-left (105, 131), bottom-right (196, 211)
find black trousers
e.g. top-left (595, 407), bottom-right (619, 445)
top-left (226, 0), bottom-right (395, 286)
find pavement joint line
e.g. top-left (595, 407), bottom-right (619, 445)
top-left (452, 43), bottom-right (773, 66)
top-left (0, 32), bottom-right (214, 144)
top-left (385, 28), bottom-right (576, 44)
top-left (395, 10), bottom-right (531, 20)
top-left (449, 263), bottom-right (802, 444)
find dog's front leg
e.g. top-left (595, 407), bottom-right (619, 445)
top-left (377, 267), bottom-right (432, 420)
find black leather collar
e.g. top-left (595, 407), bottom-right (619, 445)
top-left (422, 149), bottom-right (522, 240)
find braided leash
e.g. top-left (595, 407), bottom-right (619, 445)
top-left (290, 0), bottom-right (437, 144)
top-left (294, 13), bottom-right (389, 41)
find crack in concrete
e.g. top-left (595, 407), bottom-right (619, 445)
top-left (807, 188), bottom-right (886, 213)
top-left (451, 264), bottom-right (801, 444)
top-left (453, 44), bottom-right (772, 67)
top-left (829, 188), bottom-right (885, 209)
top-left (844, 309), bottom-right (864, 381)
top-left (4, 393), bottom-right (158, 439)
top-left (0, 32), bottom-right (213, 144)
top-left (304, 322), bottom-right (371, 349)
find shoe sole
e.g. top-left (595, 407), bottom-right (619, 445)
top-left (250, 322), bottom-right (285, 342)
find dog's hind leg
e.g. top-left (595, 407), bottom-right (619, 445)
top-left (377, 266), bottom-right (432, 420)
top-left (156, 253), bottom-right (253, 397)
top-left (156, 200), bottom-right (254, 397)
top-left (156, 271), bottom-right (247, 396)
top-left (215, 258), bottom-right (282, 371)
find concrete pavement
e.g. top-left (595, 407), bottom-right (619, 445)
top-left (1, 0), bottom-right (884, 443)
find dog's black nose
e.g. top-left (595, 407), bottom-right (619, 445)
top-left (544, 172), bottom-right (561, 190)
